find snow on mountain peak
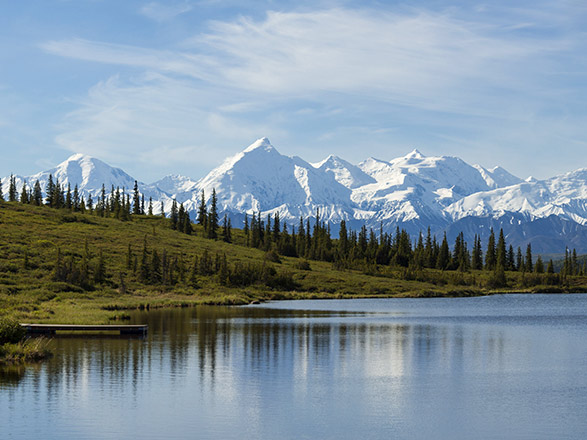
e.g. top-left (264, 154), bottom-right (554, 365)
top-left (311, 154), bottom-right (339, 169)
top-left (405, 149), bottom-right (424, 159)
top-left (313, 154), bottom-right (376, 189)
top-left (5, 139), bottom-right (587, 252)
top-left (473, 164), bottom-right (522, 189)
top-left (66, 153), bottom-right (91, 161)
top-left (243, 137), bottom-right (274, 153)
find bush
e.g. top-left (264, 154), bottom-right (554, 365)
top-left (0, 318), bottom-right (26, 345)
top-left (264, 250), bottom-right (281, 264)
top-left (294, 260), bottom-right (311, 271)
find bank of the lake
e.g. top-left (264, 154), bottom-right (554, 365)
top-left (0, 319), bottom-right (52, 365)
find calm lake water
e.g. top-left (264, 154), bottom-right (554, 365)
top-left (2, 294), bottom-right (587, 440)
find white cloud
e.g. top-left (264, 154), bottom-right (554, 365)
top-left (54, 73), bottom-right (281, 181)
top-left (41, 6), bottom-right (586, 179)
top-left (41, 39), bottom-right (215, 81)
top-left (139, 2), bottom-right (193, 22)
top-left (42, 7), bottom-right (568, 117)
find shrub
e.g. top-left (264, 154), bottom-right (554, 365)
top-left (264, 250), bottom-right (281, 264)
top-left (0, 318), bottom-right (26, 345)
top-left (294, 260), bottom-right (311, 271)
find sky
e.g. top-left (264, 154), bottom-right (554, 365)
top-left (1, 0), bottom-right (586, 183)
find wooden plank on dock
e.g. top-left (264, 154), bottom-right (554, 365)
top-left (21, 324), bottom-right (148, 335)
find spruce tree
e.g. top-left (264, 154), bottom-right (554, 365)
top-left (535, 255), bottom-right (544, 273)
top-left (160, 201), bottom-right (165, 218)
top-left (496, 229), bottom-right (506, 270)
top-left (426, 228), bottom-right (437, 268)
top-left (338, 220), bottom-right (349, 256)
top-left (0, 177), bottom-right (3, 201)
top-left (273, 212), bottom-right (281, 243)
top-left (222, 214), bottom-right (230, 242)
top-left (20, 181), bottom-right (29, 204)
top-left (148, 197), bottom-right (153, 216)
top-left (132, 180), bottom-right (141, 215)
top-left (207, 189), bottom-right (218, 239)
top-left (485, 228), bottom-right (496, 270)
top-left (197, 190), bottom-right (207, 226)
top-left (65, 183), bottom-right (72, 209)
top-left (73, 185), bottom-right (80, 211)
top-left (54, 179), bottom-right (64, 208)
top-left (170, 199), bottom-right (179, 230)
top-left (547, 259), bottom-right (555, 274)
top-left (150, 249), bottom-right (162, 284)
top-left (46, 175), bottom-right (55, 206)
top-left (8, 174), bottom-right (18, 202)
top-left (436, 233), bottom-right (450, 270)
top-left (516, 247), bottom-right (523, 271)
top-left (32, 180), bottom-right (42, 206)
top-left (507, 245), bottom-right (515, 271)
top-left (472, 234), bottom-right (483, 270)
top-left (525, 243), bottom-right (533, 272)
top-left (243, 213), bottom-right (249, 246)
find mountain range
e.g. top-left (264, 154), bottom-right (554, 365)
top-left (3, 138), bottom-right (587, 253)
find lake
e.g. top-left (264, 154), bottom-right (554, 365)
top-left (2, 294), bottom-right (587, 439)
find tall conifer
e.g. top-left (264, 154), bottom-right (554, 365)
top-left (207, 189), bottom-right (218, 239)
top-left (132, 180), bottom-right (141, 215)
top-left (485, 228), bottom-right (496, 270)
top-left (197, 190), bottom-right (207, 226)
top-left (8, 174), bottom-right (18, 202)
top-left (496, 229), bottom-right (506, 270)
top-left (20, 181), bottom-right (29, 204)
top-left (525, 243), bottom-right (533, 272)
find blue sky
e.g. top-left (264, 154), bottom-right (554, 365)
top-left (1, 0), bottom-right (586, 182)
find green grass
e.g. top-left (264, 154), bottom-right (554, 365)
top-left (1, 201), bottom-right (586, 324)
top-left (0, 338), bottom-right (52, 365)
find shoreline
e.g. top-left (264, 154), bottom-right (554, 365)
top-left (5, 286), bottom-right (586, 326)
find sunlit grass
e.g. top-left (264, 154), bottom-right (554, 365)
top-left (1, 201), bottom-right (586, 324)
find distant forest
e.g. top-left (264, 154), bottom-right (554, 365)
top-left (2, 174), bottom-right (585, 292)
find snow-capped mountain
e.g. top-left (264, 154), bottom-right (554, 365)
top-left (194, 137), bottom-right (354, 223)
top-left (312, 155), bottom-right (376, 189)
top-left (350, 149), bottom-right (499, 230)
top-left (473, 164), bottom-right (523, 189)
top-left (3, 138), bottom-right (587, 252)
top-left (3, 154), bottom-right (140, 197)
top-left (446, 168), bottom-right (587, 225)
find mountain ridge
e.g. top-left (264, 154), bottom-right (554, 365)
top-left (2, 137), bottom-right (586, 252)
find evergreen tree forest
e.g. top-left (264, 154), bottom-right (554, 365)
top-left (1, 175), bottom-right (586, 302)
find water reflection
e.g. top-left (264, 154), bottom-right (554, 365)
top-left (2, 296), bottom-right (587, 440)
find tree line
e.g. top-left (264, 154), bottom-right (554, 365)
top-left (2, 174), bottom-right (585, 282)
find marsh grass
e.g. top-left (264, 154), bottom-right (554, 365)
top-left (0, 338), bottom-right (53, 365)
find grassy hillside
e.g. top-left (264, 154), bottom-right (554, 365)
top-left (1, 202), bottom-right (586, 324)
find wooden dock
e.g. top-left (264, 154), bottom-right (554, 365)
top-left (21, 323), bottom-right (148, 335)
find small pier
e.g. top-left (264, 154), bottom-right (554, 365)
top-left (21, 323), bottom-right (148, 336)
